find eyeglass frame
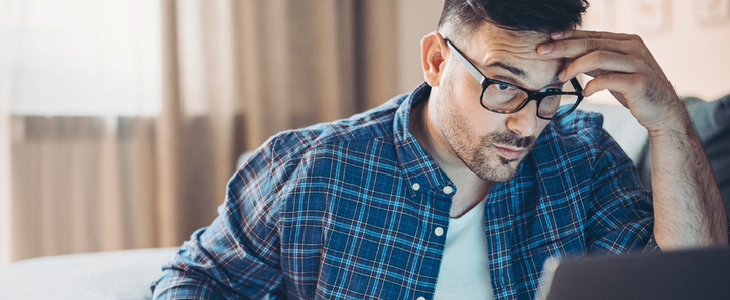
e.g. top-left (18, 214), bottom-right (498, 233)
top-left (444, 37), bottom-right (584, 120)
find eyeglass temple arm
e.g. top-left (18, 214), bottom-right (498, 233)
top-left (447, 38), bottom-right (585, 95)
top-left (570, 78), bottom-right (583, 93)
top-left (445, 38), bottom-right (486, 86)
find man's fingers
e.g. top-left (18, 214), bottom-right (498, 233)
top-left (538, 38), bottom-right (636, 59)
top-left (560, 51), bottom-right (641, 81)
top-left (551, 30), bottom-right (640, 41)
top-left (582, 72), bottom-right (642, 99)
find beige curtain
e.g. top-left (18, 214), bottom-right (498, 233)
top-left (155, 0), bottom-right (404, 246)
top-left (156, 0), bottom-right (241, 248)
top-left (234, 0), bottom-right (398, 148)
top-left (3, 0), bottom-right (442, 264)
top-left (4, 0), bottom-right (164, 261)
top-left (9, 116), bottom-right (158, 259)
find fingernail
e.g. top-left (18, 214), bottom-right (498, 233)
top-left (552, 31), bottom-right (564, 39)
top-left (539, 44), bottom-right (552, 54)
top-left (558, 70), bottom-right (565, 81)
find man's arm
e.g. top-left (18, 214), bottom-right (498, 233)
top-left (152, 148), bottom-right (286, 299)
top-left (538, 30), bottom-right (728, 249)
top-left (646, 104), bottom-right (728, 248)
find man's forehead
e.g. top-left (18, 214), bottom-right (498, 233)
top-left (460, 23), bottom-right (566, 86)
top-left (472, 23), bottom-right (552, 57)
top-left (500, 26), bottom-right (551, 43)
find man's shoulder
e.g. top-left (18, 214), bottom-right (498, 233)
top-left (528, 108), bottom-right (641, 198)
top-left (533, 109), bottom-right (612, 163)
top-left (231, 93), bottom-right (412, 204)
top-left (547, 108), bottom-right (605, 137)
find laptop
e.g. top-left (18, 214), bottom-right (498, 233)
top-left (535, 247), bottom-right (730, 300)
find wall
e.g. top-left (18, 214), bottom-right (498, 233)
top-left (584, 0), bottom-right (730, 102)
top-left (396, 0), bottom-right (445, 94)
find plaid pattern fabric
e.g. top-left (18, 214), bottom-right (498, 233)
top-left (153, 83), bottom-right (661, 300)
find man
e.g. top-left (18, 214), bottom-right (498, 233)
top-left (152, 0), bottom-right (729, 299)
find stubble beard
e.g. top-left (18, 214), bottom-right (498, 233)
top-left (437, 81), bottom-right (536, 183)
top-left (464, 132), bottom-right (535, 182)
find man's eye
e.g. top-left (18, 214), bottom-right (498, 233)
top-left (496, 84), bottom-right (514, 91)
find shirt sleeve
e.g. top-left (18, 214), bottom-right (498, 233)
top-left (584, 129), bottom-right (730, 252)
top-left (151, 145), bottom-right (290, 299)
top-left (583, 129), bottom-right (661, 254)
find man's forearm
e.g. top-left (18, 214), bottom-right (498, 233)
top-left (649, 108), bottom-right (728, 249)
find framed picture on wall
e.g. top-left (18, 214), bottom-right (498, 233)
top-left (582, 0), bottom-right (616, 31)
top-left (633, 0), bottom-right (672, 34)
top-left (696, 0), bottom-right (730, 26)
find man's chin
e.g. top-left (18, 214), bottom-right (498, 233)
top-left (499, 156), bottom-right (519, 165)
top-left (478, 169), bottom-right (518, 183)
top-left (473, 159), bottom-right (521, 182)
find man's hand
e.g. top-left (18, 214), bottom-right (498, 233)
top-left (537, 29), bottom-right (728, 249)
top-left (537, 30), bottom-right (684, 133)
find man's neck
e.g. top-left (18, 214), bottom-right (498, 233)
top-left (409, 95), bottom-right (493, 218)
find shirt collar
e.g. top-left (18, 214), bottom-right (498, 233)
top-left (393, 82), bottom-right (454, 197)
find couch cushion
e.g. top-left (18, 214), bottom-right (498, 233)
top-left (0, 247), bottom-right (178, 300)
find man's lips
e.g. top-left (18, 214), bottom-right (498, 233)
top-left (494, 145), bottom-right (525, 160)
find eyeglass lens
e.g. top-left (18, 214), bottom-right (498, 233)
top-left (481, 81), bottom-right (579, 118)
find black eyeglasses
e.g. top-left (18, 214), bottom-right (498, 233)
top-left (444, 38), bottom-right (584, 120)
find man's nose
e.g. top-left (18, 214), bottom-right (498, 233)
top-left (506, 100), bottom-right (538, 138)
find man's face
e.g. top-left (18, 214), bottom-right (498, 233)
top-left (434, 23), bottom-right (565, 182)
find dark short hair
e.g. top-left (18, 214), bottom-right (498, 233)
top-left (438, 0), bottom-right (589, 37)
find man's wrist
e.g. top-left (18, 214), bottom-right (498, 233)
top-left (645, 103), bottom-right (694, 139)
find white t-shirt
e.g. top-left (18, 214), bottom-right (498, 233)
top-left (433, 202), bottom-right (494, 300)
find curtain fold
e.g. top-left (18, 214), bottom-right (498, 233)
top-left (157, 0), bottom-right (185, 248)
top-left (236, 0), bottom-right (364, 150)
top-left (8, 116), bottom-right (157, 260)
top-left (157, 0), bottom-right (242, 246)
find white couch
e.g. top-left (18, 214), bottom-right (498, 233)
top-left (0, 248), bottom-right (178, 300)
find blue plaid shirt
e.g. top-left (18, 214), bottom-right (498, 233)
top-left (153, 83), bottom-right (661, 299)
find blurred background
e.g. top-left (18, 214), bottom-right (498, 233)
top-left (0, 0), bottom-right (728, 266)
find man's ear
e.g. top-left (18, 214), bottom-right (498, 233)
top-left (421, 32), bottom-right (447, 87)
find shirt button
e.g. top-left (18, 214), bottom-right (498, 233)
top-left (434, 227), bottom-right (444, 236)
top-left (442, 186), bottom-right (453, 194)
top-left (417, 297), bottom-right (426, 300)
top-left (412, 183), bottom-right (420, 191)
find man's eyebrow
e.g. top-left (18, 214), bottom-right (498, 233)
top-left (485, 62), bottom-right (528, 80)
top-left (485, 61), bottom-right (563, 87)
